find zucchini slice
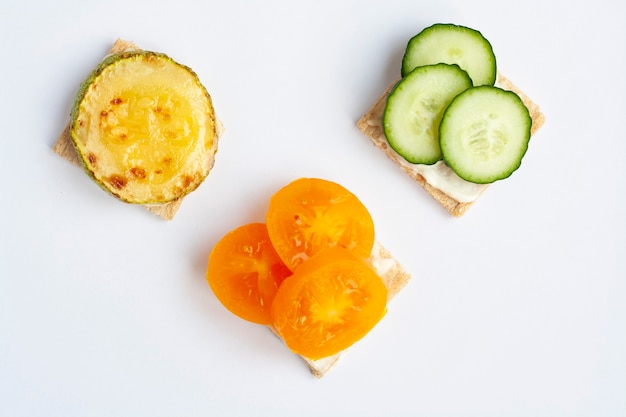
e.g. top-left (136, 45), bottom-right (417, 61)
top-left (70, 51), bottom-right (217, 204)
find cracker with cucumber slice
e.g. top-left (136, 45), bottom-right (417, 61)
top-left (357, 24), bottom-right (544, 217)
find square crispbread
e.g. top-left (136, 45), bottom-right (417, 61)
top-left (357, 73), bottom-right (545, 217)
top-left (53, 39), bottom-right (223, 221)
top-left (273, 240), bottom-right (411, 378)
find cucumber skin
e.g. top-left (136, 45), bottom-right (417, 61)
top-left (401, 23), bottom-right (497, 86)
top-left (439, 86), bottom-right (532, 184)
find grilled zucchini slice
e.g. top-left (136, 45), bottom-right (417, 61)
top-left (70, 51), bottom-right (217, 204)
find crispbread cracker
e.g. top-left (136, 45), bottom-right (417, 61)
top-left (274, 241), bottom-right (411, 378)
top-left (357, 72), bottom-right (544, 217)
top-left (53, 39), bottom-right (223, 221)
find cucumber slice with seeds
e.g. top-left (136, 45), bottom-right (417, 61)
top-left (439, 86), bottom-right (532, 184)
top-left (401, 23), bottom-right (497, 86)
top-left (383, 63), bottom-right (473, 165)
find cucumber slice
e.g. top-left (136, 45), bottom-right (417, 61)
top-left (383, 63), bottom-right (473, 165)
top-left (401, 23), bottom-right (496, 86)
top-left (439, 86), bottom-right (532, 184)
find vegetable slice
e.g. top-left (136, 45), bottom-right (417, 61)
top-left (266, 178), bottom-right (375, 271)
top-left (271, 247), bottom-right (388, 360)
top-left (70, 51), bottom-right (217, 204)
top-left (206, 223), bottom-right (292, 325)
top-left (439, 86), bottom-right (532, 184)
top-left (401, 23), bottom-right (497, 86)
top-left (383, 63), bottom-right (472, 164)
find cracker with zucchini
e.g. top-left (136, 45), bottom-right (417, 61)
top-left (54, 39), bottom-right (223, 220)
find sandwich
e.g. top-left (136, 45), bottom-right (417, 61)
top-left (357, 24), bottom-right (545, 217)
top-left (54, 39), bottom-right (223, 220)
top-left (296, 241), bottom-right (410, 378)
top-left (205, 177), bottom-right (411, 378)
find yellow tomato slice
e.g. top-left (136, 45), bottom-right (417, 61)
top-left (266, 177), bottom-right (375, 271)
top-left (271, 247), bottom-right (388, 360)
top-left (206, 223), bottom-right (292, 324)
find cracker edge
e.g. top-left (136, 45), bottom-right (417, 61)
top-left (272, 241), bottom-right (411, 378)
top-left (356, 72), bottom-right (545, 217)
top-left (53, 39), bottom-right (224, 221)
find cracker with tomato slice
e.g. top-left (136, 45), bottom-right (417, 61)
top-left (286, 241), bottom-right (410, 378)
top-left (206, 178), bottom-right (412, 378)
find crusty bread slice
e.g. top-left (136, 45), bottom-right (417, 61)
top-left (53, 39), bottom-right (223, 220)
top-left (273, 240), bottom-right (411, 378)
top-left (357, 73), bottom-right (545, 217)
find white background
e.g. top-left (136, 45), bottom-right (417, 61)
top-left (1, 0), bottom-right (625, 416)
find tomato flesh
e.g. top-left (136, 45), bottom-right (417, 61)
top-left (206, 223), bottom-right (292, 324)
top-left (271, 247), bottom-right (388, 360)
top-left (266, 178), bottom-right (375, 271)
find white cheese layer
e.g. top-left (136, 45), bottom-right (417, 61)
top-left (367, 120), bottom-right (488, 203)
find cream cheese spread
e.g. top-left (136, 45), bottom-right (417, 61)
top-left (366, 120), bottom-right (487, 203)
